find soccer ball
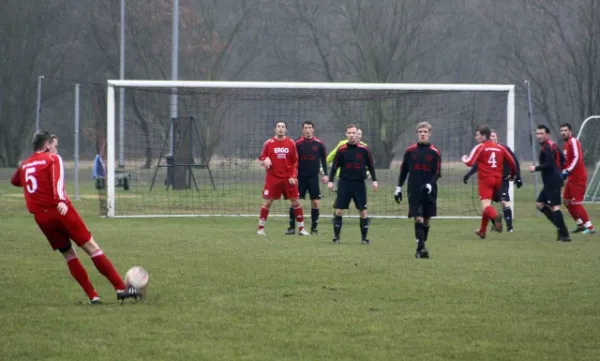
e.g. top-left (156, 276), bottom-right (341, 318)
top-left (125, 266), bottom-right (149, 290)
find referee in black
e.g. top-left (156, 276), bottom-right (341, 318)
top-left (286, 121), bottom-right (329, 235)
top-left (328, 124), bottom-right (378, 245)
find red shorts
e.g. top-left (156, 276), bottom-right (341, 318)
top-left (563, 180), bottom-right (586, 203)
top-left (478, 177), bottom-right (502, 200)
top-left (262, 174), bottom-right (299, 200)
top-left (33, 204), bottom-right (92, 250)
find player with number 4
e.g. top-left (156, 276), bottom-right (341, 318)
top-left (461, 125), bottom-right (517, 239)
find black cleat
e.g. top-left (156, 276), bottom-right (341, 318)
top-left (332, 237), bottom-right (340, 244)
top-left (285, 227), bottom-right (295, 235)
top-left (507, 226), bottom-right (514, 232)
top-left (493, 214), bottom-right (503, 233)
top-left (558, 235), bottom-right (572, 242)
top-left (415, 248), bottom-right (429, 258)
top-left (310, 228), bottom-right (318, 235)
top-left (361, 238), bottom-right (371, 245)
top-left (117, 286), bottom-right (140, 303)
top-left (572, 225), bottom-right (586, 233)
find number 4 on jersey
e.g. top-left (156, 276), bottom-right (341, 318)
top-left (488, 152), bottom-right (497, 168)
top-left (25, 167), bottom-right (38, 193)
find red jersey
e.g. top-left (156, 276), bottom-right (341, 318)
top-left (258, 136), bottom-right (298, 179)
top-left (10, 151), bottom-right (69, 214)
top-left (462, 140), bottom-right (517, 179)
top-left (563, 136), bottom-right (587, 181)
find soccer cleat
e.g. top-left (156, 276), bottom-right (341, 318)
top-left (572, 225), bottom-right (586, 233)
top-left (475, 230), bottom-right (486, 239)
top-left (492, 215), bottom-right (503, 233)
top-left (310, 228), bottom-right (318, 235)
top-left (557, 235), bottom-right (572, 242)
top-left (257, 229), bottom-right (267, 236)
top-left (117, 286), bottom-right (140, 302)
top-left (361, 238), bottom-right (371, 245)
top-left (332, 237), bottom-right (340, 244)
top-left (582, 228), bottom-right (596, 235)
top-left (415, 248), bottom-right (429, 259)
top-left (89, 296), bottom-right (102, 305)
top-left (285, 227), bottom-right (295, 235)
top-left (507, 226), bottom-right (514, 233)
top-left (298, 229), bottom-right (311, 236)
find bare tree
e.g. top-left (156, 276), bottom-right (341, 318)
top-left (276, 0), bottom-right (450, 166)
top-left (0, 1), bottom-right (76, 166)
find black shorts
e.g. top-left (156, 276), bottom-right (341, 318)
top-left (537, 185), bottom-right (562, 206)
top-left (493, 180), bottom-right (510, 202)
top-left (298, 176), bottom-right (321, 200)
top-left (408, 200), bottom-right (437, 219)
top-left (334, 179), bottom-right (367, 210)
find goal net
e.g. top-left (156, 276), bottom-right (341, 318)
top-left (105, 81), bottom-right (515, 218)
top-left (576, 115), bottom-right (600, 203)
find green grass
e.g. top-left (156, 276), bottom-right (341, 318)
top-left (1, 168), bottom-right (600, 361)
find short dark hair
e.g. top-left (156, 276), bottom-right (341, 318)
top-left (476, 125), bottom-right (491, 139)
top-left (536, 125), bottom-right (550, 134)
top-left (559, 123), bottom-right (572, 131)
top-left (274, 121), bottom-right (287, 128)
top-left (346, 123), bottom-right (357, 130)
top-left (32, 131), bottom-right (52, 151)
top-left (302, 121), bottom-right (314, 128)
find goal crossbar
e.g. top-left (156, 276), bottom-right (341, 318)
top-left (105, 80), bottom-right (515, 218)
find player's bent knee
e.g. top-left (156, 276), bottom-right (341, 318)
top-left (535, 202), bottom-right (545, 210)
top-left (57, 243), bottom-right (72, 254)
top-left (415, 216), bottom-right (424, 223)
top-left (81, 238), bottom-right (100, 255)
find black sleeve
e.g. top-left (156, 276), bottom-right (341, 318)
top-left (558, 147), bottom-right (566, 169)
top-left (465, 162), bottom-right (478, 178)
top-left (535, 144), bottom-right (552, 171)
top-left (364, 148), bottom-right (377, 182)
top-left (329, 150), bottom-right (341, 181)
top-left (426, 150), bottom-right (441, 184)
top-left (320, 143), bottom-right (328, 175)
top-left (505, 146), bottom-right (521, 178)
top-left (398, 149), bottom-right (410, 187)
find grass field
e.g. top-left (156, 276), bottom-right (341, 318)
top-left (1, 166), bottom-right (600, 361)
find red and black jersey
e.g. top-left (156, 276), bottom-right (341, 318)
top-left (398, 142), bottom-right (441, 201)
top-left (295, 136), bottom-right (327, 177)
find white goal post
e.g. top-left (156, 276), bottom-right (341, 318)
top-left (105, 80), bottom-right (515, 218)
top-left (576, 115), bottom-right (600, 204)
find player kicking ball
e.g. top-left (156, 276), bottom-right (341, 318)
top-left (559, 123), bottom-right (595, 235)
top-left (463, 130), bottom-right (523, 232)
top-left (10, 131), bottom-right (139, 304)
top-left (530, 125), bottom-right (571, 242)
top-left (461, 125), bottom-right (517, 239)
top-left (286, 121), bottom-right (328, 235)
top-left (257, 121), bottom-right (309, 236)
top-left (395, 122), bottom-right (441, 258)
top-left (328, 124), bottom-right (378, 244)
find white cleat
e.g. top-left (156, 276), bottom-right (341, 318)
top-left (298, 229), bottom-right (310, 236)
top-left (257, 229), bottom-right (267, 236)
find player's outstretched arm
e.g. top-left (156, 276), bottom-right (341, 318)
top-left (461, 144), bottom-right (483, 167)
top-left (10, 168), bottom-right (22, 187)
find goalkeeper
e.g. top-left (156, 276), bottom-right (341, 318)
top-left (326, 129), bottom-right (370, 189)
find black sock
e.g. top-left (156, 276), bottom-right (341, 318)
top-left (539, 207), bottom-right (558, 229)
top-left (311, 208), bottom-right (319, 230)
top-left (360, 218), bottom-right (369, 240)
top-left (423, 224), bottom-right (430, 242)
top-left (415, 223), bottom-right (425, 250)
top-left (333, 215), bottom-right (342, 238)
top-left (288, 207), bottom-right (295, 229)
top-left (503, 207), bottom-right (513, 228)
top-left (553, 210), bottom-right (569, 237)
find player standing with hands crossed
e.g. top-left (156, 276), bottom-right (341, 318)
top-left (395, 122), bottom-right (441, 258)
top-left (328, 124), bottom-right (378, 244)
top-left (257, 121), bottom-right (309, 236)
top-left (462, 125), bottom-right (517, 239)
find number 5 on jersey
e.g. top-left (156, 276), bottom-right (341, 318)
top-left (488, 152), bottom-right (497, 168)
top-left (25, 167), bottom-right (38, 193)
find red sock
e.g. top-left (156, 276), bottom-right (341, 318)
top-left (566, 204), bottom-right (579, 222)
top-left (480, 206), bottom-right (497, 233)
top-left (90, 250), bottom-right (126, 291)
top-left (66, 257), bottom-right (99, 300)
top-left (293, 206), bottom-right (305, 231)
top-left (575, 204), bottom-right (593, 229)
top-left (258, 206), bottom-right (269, 230)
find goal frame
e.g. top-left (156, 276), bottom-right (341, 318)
top-left (105, 80), bottom-right (516, 218)
top-left (576, 115), bottom-right (600, 204)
